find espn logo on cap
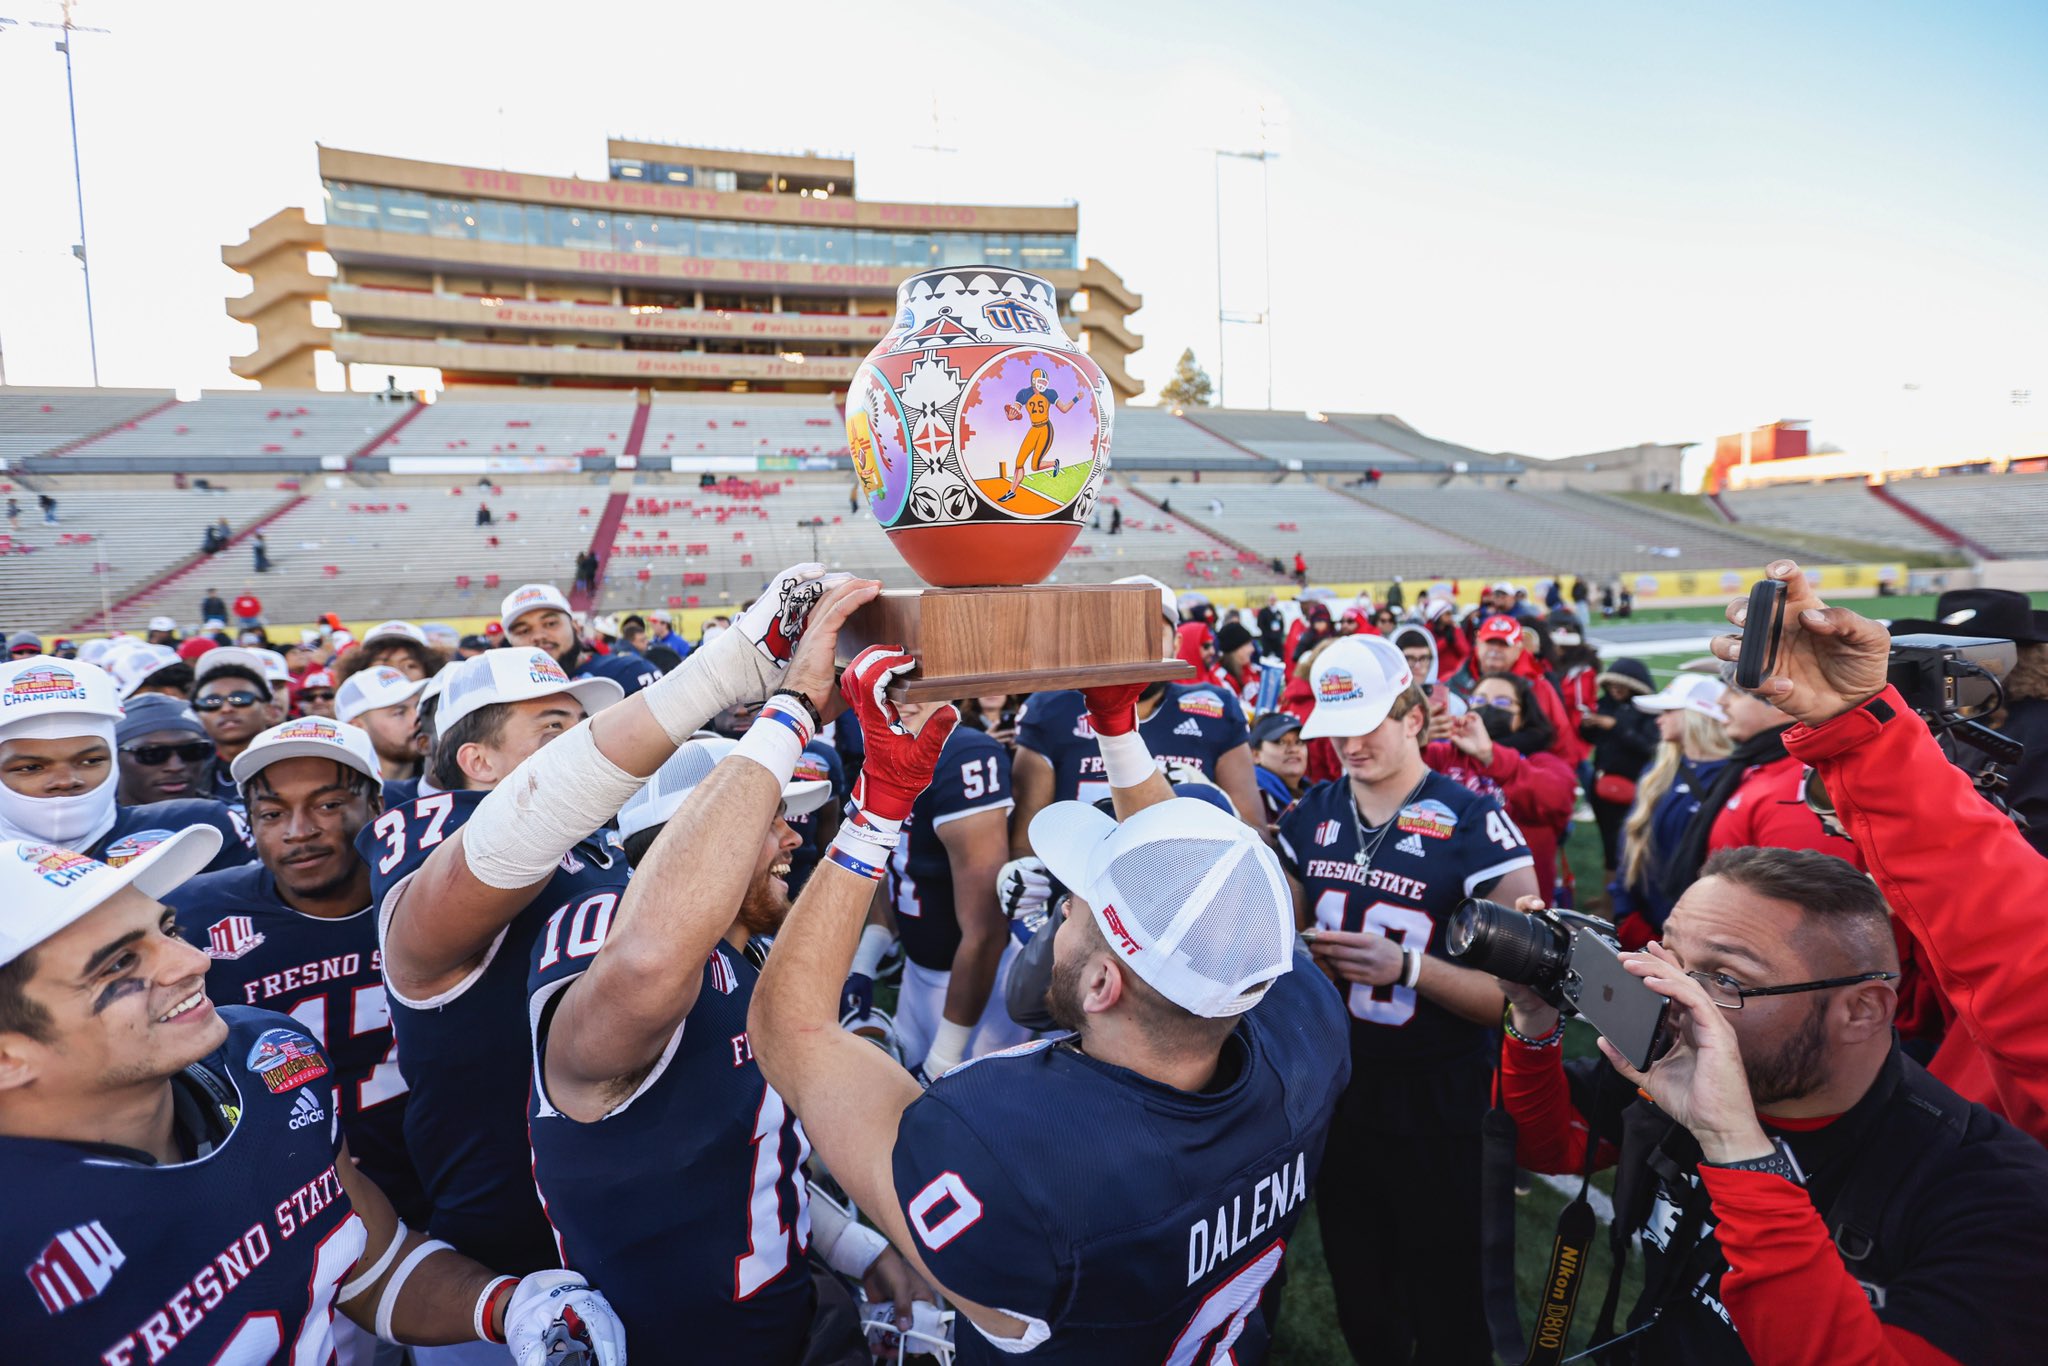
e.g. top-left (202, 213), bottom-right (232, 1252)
top-left (26, 1221), bottom-right (125, 1314)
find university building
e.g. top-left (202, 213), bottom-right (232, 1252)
top-left (225, 138), bottom-right (1144, 398)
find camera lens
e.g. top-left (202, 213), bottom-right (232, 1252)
top-left (1447, 898), bottom-right (1572, 991)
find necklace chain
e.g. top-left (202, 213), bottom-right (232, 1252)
top-left (1350, 773), bottom-right (1428, 871)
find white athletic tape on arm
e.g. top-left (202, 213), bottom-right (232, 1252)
top-left (463, 722), bottom-right (644, 890)
top-left (642, 627), bottom-right (782, 745)
top-left (729, 698), bottom-right (810, 787)
top-left (1097, 729), bottom-right (1158, 790)
top-left (338, 1222), bottom-right (411, 1304)
top-left (852, 923), bottom-right (895, 977)
top-left (374, 1237), bottom-right (452, 1342)
top-left (922, 1018), bottom-right (972, 1078)
top-left (811, 1187), bottom-right (891, 1279)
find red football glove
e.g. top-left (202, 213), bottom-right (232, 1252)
top-left (840, 645), bottom-right (959, 824)
top-left (1081, 681), bottom-right (1148, 738)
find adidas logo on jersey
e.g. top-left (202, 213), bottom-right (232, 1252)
top-left (287, 1090), bottom-right (326, 1131)
top-left (1174, 718), bottom-right (1203, 737)
top-left (1395, 834), bottom-right (1426, 857)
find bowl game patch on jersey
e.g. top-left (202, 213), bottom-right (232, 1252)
top-left (1397, 799), bottom-right (1459, 839)
top-left (245, 1027), bottom-right (329, 1094)
top-left (1177, 689), bottom-right (1226, 719)
top-left (103, 830), bottom-right (173, 867)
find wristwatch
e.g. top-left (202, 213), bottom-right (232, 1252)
top-left (1702, 1137), bottom-right (1806, 1186)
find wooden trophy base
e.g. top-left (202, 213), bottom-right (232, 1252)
top-left (838, 582), bottom-right (1193, 702)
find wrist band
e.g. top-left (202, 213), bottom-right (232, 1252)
top-left (771, 687), bottom-right (823, 730)
top-left (731, 697), bottom-right (810, 786)
top-left (1097, 728), bottom-right (1158, 789)
top-left (827, 842), bottom-right (888, 880)
top-left (1400, 947), bottom-right (1425, 989)
top-left (841, 804), bottom-right (904, 843)
top-left (923, 1018), bottom-right (973, 1078)
top-left (827, 817), bottom-right (893, 880)
top-left (474, 1274), bottom-right (518, 1344)
top-left (852, 923), bottom-right (895, 976)
top-left (1502, 1007), bottom-right (1566, 1048)
top-left (375, 1237), bottom-right (452, 1343)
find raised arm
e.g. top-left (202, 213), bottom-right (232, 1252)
top-left (383, 565), bottom-right (869, 993)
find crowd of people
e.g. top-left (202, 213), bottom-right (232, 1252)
top-left (2, 558), bottom-right (2046, 1365)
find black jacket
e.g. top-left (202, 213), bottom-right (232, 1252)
top-left (1587, 693), bottom-right (1659, 783)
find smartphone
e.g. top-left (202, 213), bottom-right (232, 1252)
top-left (1298, 928), bottom-right (1323, 946)
top-left (1735, 578), bottom-right (1787, 691)
top-left (1562, 929), bottom-right (1670, 1071)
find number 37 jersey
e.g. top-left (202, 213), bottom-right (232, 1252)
top-left (1276, 773), bottom-right (1532, 1065)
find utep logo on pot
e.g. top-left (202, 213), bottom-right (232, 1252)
top-left (982, 299), bottom-right (1050, 335)
top-left (5, 667), bottom-right (87, 708)
top-left (1317, 668), bottom-right (1361, 703)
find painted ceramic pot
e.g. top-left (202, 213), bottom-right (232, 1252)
top-left (845, 266), bottom-right (1112, 586)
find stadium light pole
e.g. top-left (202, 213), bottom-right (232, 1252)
top-left (1212, 145), bottom-right (1279, 410)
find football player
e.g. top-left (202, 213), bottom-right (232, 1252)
top-left (751, 650), bottom-right (1350, 1363)
top-left (1277, 635), bottom-right (1537, 1363)
top-left (166, 718), bottom-right (428, 1230)
top-left (191, 648), bottom-right (287, 805)
top-left (337, 666), bottom-right (430, 784)
top-left (369, 563), bottom-right (855, 1280)
top-left (526, 599), bottom-right (930, 1360)
top-left (499, 583), bottom-right (660, 696)
top-left (0, 657), bottom-right (249, 875)
top-left (1011, 577), bottom-right (1264, 843)
top-left (881, 699), bottom-right (1018, 1076)
top-left (0, 829), bottom-right (623, 1363)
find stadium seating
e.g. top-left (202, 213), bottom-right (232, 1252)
top-left (389, 394), bottom-right (640, 459)
top-left (1109, 408), bottom-right (1266, 469)
top-left (2, 387), bottom-right (176, 461)
top-left (1720, 482), bottom-right (1954, 553)
top-left (0, 485), bottom-right (290, 631)
top-left (1352, 487), bottom-right (1826, 573)
top-left (1177, 410), bottom-right (1413, 468)
top-left (645, 394), bottom-right (847, 461)
top-left (64, 391), bottom-right (401, 465)
top-left (113, 482), bottom-right (608, 625)
top-left (1131, 480), bottom-right (1521, 580)
top-left (1881, 472), bottom-right (2048, 559)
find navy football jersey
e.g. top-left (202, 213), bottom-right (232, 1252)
top-left (1017, 683), bottom-right (1248, 804)
top-left (888, 727), bottom-right (1013, 973)
top-left (93, 799), bottom-right (252, 874)
top-left (204, 761), bottom-right (243, 809)
top-left (891, 953), bottom-right (1349, 1364)
top-left (0, 1008), bottom-right (366, 1363)
top-left (783, 738), bottom-right (846, 898)
top-left (1277, 773), bottom-right (1532, 1069)
top-left (360, 787), bottom-right (629, 1272)
top-left (167, 861), bottom-right (429, 1226)
top-left (530, 933), bottom-right (814, 1360)
top-left (577, 648), bottom-right (659, 696)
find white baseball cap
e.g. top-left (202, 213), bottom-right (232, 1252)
top-left (1298, 636), bottom-right (1417, 740)
top-left (362, 620), bottom-right (428, 649)
top-left (0, 657), bottom-right (125, 741)
top-left (0, 827), bottom-right (224, 967)
top-left (1490, 581), bottom-right (1518, 594)
top-left (616, 735), bottom-right (831, 841)
top-left (195, 646), bottom-right (290, 693)
top-left (105, 643), bottom-right (185, 701)
top-left (435, 648), bottom-right (622, 737)
top-left (1113, 574), bottom-right (1178, 625)
top-left (336, 665), bottom-right (428, 725)
top-left (230, 716), bottom-right (381, 787)
top-left (1028, 797), bottom-right (1294, 1018)
top-left (1634, 673), bottom-right (1729, 722)
top-left (148, 616), bottom-right (177, 633)
top-left (500, 583), bottom-right (573, 632)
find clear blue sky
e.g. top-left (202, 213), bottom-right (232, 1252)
top-left (1, 0), bottom-right (2042, 479)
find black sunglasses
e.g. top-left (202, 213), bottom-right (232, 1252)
top-left (193, 691), bottom-right (264, 712)
top-left (297, 690), bottom-right (335, 703)
top-left (121, 741), bottom-right (215, 766)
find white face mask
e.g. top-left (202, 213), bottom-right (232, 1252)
top-left (0, 723), bottom-right (121, 851)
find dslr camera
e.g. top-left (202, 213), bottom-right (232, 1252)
top-left (1447, 900), bottom-right (1668, 1069)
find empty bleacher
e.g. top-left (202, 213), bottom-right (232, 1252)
top-left (1, 387), bottom-right (174, 461)
top-left (1108, 408), bottom-right (1267, 470)
top-left (1134, 480), bottom-right (1523, 580)
top-left (645, 393), bottom-right (847, 462)
top-left (0, 484), bottom-right (291, 631)
top-left (1354, 487), bottom-right (1830, 573)
top-left (1882, 472), bottom-right (2048, 559)
top-left (1721, 482), bottom-right (1953, 553)
top-left (64, 391), bottom-right (403, 467)
top-left (388, 393), bottom-right (640, 459)
top-left (114, 481), bottom-right (609, 625)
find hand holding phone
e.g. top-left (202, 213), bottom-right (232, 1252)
top-left (1734, 577), bottom-right (1787, 691)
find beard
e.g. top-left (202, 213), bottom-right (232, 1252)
top-left (736, 867), bottom-right (791, 939)
top-left (1045, 945), bottom-right (1090, 1037)
top-left (1743, 998), bottom-right (1832, 1106)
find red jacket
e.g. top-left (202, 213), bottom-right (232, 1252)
top-left (1423, 740), bottom-right (1574, 896)
top-left (1705, 752), bottom-right (1859, 863)
top-left (1785, 686), bottom-right (2048, 1147)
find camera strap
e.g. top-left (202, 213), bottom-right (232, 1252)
top-left (1522, 1123), bottom-right (1602, 1365)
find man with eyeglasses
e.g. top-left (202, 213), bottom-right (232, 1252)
top-left (1496, 845), bottom-right (2048, 1364)
top-left (0, 658), bottom-right (249, 876)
